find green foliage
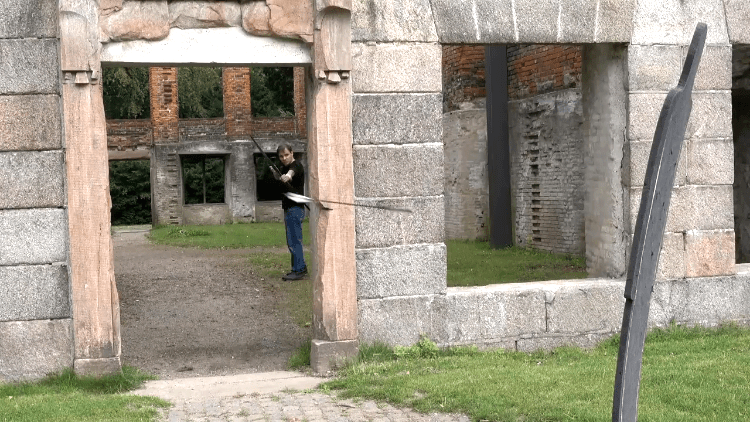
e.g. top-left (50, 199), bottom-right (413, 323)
top-left (102, 67), bottom-right (150, 119)
top-left (149, 221), bottom-right (310, 249)
top-left (182, 156), bottom-right (225, 204)
top-left (109, 160), bottom-right (152, 226)
top-left (394, 336), bottom-right (440, 360)
top-left (326, 326), bottom-right (750, 422)
top-left (446, 240), bottom-right (587, 286)
top-left (163, 227), bottom-right (210, 238)
top-left (0, 366), bottom-right (168, 422)
top-left (288, 340), bottom-right (312, 369)
top-left (251, 67), bottom-right (294, 117)
top-left (178, 67), bottom-right (224, 119)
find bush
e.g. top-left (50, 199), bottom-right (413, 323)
top-left (109, 160), bottom-right (151, 226)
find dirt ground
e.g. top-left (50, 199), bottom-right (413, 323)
top-left (113, 227), bottom-right (311, 380)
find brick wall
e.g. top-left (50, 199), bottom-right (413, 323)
top-left (507, 45), bottom-right (581, 100)
top-left (106, 119), bottom-right (152, 150)
top-left (223, 67), bottom-right (252, 140)
top-left (149, 67), bottom-right (179, 144)
top-left (442, 45), bottom-right (485, 112)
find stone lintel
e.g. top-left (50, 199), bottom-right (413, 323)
top-left (101, 27), bottom-right (311, 66)
top-left (310, 339), bottom-right (358, 374)
top-left (74, 357), bottom-right (122, 377)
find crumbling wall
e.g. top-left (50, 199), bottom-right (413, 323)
top-left (733, 45), bottom-right (750, 263)
top-left (508, 45), bottom-right (584, 254)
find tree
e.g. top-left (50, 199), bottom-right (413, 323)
top-left (178, 67), bottom-right (224, 119)
top-left (102, 67), bottom-right (150, 119)
top-left (251, 67), bottom-right (294, 117)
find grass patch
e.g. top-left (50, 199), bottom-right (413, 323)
top-left (289, 340), bottom-right (312, 369)
top-left (324, 325), bottom-right (750, 422)
top-left (0, 366), bottom-right (168, 422)
top-left (149, 221), bottom-right (310, 249)
top-left (247, 251), bottom-right (313, 328)
top-left (447, 240), bottom-right (587, 287)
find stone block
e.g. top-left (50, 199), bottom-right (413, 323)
top-left (0, 95), bottom-right (62, 151)
top-left (74, 357), bottom-right (121, 377)
top-left (431, 292), bottom-right (481, 343)
top-left (558, 0), bottom-right (597, 42)
top-left (629, 185), bottom-right (733, 233)
top-left (476, 284), bottom-right (547, 339)
top-left (693, 45), bottom-right (732, 91)
top-left (168, 1), bottom-right (241, 29)
top-left (687, 138), bottom-right (733, 185)
top-left (671, 275), bottom-right (750, 325)
top-left (351, 42), bottom-right (441, 93)
top-left (649, 280), bottom-right (674, 328)
top-left (0, 151), bottom-right (65, 208)
top-left (628, 92), bottom-right (732, 141)
top-left (657, 232), bottom-right (686, 281)
top-left (358, 296), bottom-right (434, 346)
top-left (356, 243), bottom-right (446, 299)
top-left (517, 333), bottom-right (614, 353)
top-left (352, 93), bottom-right (442, 145)
top-left (0, 208), bottom-right (67, 265)
top-left (685, 229), bottom-right (735, 277)
top-left (0, 0), bottom-right (57, 39)
top-left (543, 279), bottom-right (625, 334)
top-left (0, 264), bottom-right (70, 322)
top-left (627, 45), bottom-right (682, 91)
top-left (355, 196), bottom-right (444, 248)
top-left (724, 0), bottom-right (750, 44)
top-left (595, 0), bottom-right (636, 42)
top-left (624, 140), bottom-right (687, 188)
top-left (514, 0), bottom-right (558, 43)
top-left (631, 0), bottom-right (729, 45)
top-left (100, 0), bottom-right (170, 42)
top-left (0, 319), bottom-right (73, 382)
top-left (0, 39), bottom-right (58, 95)
top-left (310, 339), bottom-right (358, 374)
top-left (353, 144), bottom-right (444, 198)
top-left (352, 0), bottom-right (438, 42)
top-left (429, 0), bottom-right (515, 43)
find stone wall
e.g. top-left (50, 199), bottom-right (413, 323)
top-left (0, 0), bottom-right (73, 381)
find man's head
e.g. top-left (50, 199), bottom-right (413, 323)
top-left (277, 144), bottom-right (294, 166)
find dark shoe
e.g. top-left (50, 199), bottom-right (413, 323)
top-left (283, 269), bottom-right (308, 281)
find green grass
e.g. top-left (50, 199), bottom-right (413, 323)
top-left (447, 240), bottom-right (587, 287)
top-left (149, 221), bottom-right (310, 249)
top-left (323, 326), bottom-right (750, 422)
top-left (289, 340), bottom-right (312, 369)
top-left (0, 366), bottom-right (168, 422)
top-left (247, 251), bottom-right (313, 328)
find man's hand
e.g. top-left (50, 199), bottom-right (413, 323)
top-left (280, 173), bottom-right (292, 183)
top-left (270, 166), bottom-right (281, 180)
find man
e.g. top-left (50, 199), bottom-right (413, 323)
top-left (275, 143), bottom-right (307, 281)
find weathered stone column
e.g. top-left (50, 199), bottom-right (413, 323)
top-left (0, 0), bottom-right (73, 382)
top-left (308, 0), bottom-right (358, 373)
top-left (60, 1), bottom-right (121, 375)
top-left (351, 1), bottom-right (446, 346)
top-left (625, 1), bottom-right (734, 280)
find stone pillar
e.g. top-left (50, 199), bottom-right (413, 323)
top-left (150, 67), bottom-right (179, 144)
top-left (307, 1), bottom-right (358, 373)
top-left (223, 67), bottom-right (252, 140)
top-left (626, 1), bottom-right (734, 279)
top-left (0, 0), bottom-right (73, 382)
top-left (294, 67), bottom-right (307, 137)
top-left (582, 44), bottom-right (628, 278)
top-left (351, 2), bottom-right (446, 346)
top-left (60, 1), bottom-right (121, 376)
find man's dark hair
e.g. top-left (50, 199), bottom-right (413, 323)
top-left (277, 143), bottom-right (294, 154)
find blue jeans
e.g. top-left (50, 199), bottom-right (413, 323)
top-left (284, 206), bottom-right (306, 273)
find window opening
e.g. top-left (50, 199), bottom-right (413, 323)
top-left (251, 67), bottom-right (295, 117)
top-left (182, 155), bottom-right (226, 204)
top-left (178, 67), bottom-right (224, 119)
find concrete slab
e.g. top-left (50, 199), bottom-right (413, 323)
top-left (131, 371), bottom-right (324, 401)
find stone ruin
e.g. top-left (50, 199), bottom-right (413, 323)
top-left (2, 0), bottom-right (750, 379)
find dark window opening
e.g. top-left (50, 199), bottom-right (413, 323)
top-left (109, 159), bottom-right (152, 225)
top-left (182, 155), bottom-right (226, 204)
top-left (255, 153), bottom-right (283, 201)
top-left (251, 67), bottom-right (295, 117)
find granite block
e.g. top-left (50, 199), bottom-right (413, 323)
top-left (358, 295), bottom-right (434, 346)
top-left (352, 42), bottom-right (441, 93)
top-left (687, 138), bottom-right (733, 185)
top-left (685, 229), bottom-right (735, 277)
top-left (0, 39), bottom-right (58, 95)
top-left (0, 151), bottom-right (65, 208)
top-left (355, 196), bottom-right (444, 248)
top-left (353, 144), bottom-right (444, 198)
top-left (356, 243), bottom-right (447, 299)
top-left (0, 319), bottom-right (73, 382)
top-left (352, 0), bottom-right (438, 42)
top-left (0, 0), bottom-right (57, 39)
top-left (0, 264), bottom-right (70, 322)
top-left (352, 93), bottom-right (442, 145)
top-left (0, 208), bottom-right (67, 265)
top-left (0, 95), bottom-right (62, 151)
top-left (543, 279), bottom-right (625, 334)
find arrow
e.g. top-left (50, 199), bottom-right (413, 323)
top-left (283, 192), bottom-right (412, 213)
